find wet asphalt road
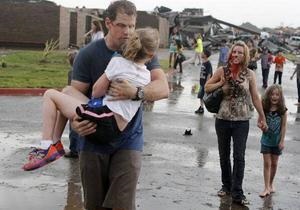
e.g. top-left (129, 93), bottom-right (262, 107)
top-left (0, 49), bottom-right (300, 210)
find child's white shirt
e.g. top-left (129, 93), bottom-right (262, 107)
top-left (103, 56), bottom-right (150, 122)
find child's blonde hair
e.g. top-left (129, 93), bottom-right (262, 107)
top-left (262, 84), bottom-right (286, 115)
top-left (122, 27), bottom-right (160, 62)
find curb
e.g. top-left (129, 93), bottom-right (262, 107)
top-left (0, 88), bottom-right (48, 96)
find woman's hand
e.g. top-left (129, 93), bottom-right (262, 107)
top-left (257, 116), bottom-right (268, 132)
top-left (71, 115), bottom-right (97, 136)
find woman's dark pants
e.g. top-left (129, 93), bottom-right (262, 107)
top-left (215, 119), bottom-right (249, 200)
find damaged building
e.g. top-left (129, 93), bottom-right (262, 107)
top-left (159, 8), bottom-right (262, 48)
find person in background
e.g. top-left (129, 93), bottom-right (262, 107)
top-left (218, 39), bottom-right (229, 67)
top-left (290, 59), bottom-right (300, 105)
top-left (259, 85), bottom-right (287, 197)
top-left (84, 20), bottom-right (104, 43)
top-left (195, 48), bottom-right (212, 114)
top-left (205, 41), bottom-right (267, 206)
top-left (248, 48), bottom-right (258, 71)
top-left (168, 27), bottom-right (182, 68)
top-left (173, 40), bottom-right (185, 73)
top-left (260, 48), bottom-right (273, 88)
top-left (273, 50), bottom-right (286, 85)
top-left (192, 33), bottom-right (203, 66)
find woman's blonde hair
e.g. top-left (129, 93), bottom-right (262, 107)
top-left (122, 27), bottom-right (160, 62)
top-left (228, 40), bottom-right (250, 70)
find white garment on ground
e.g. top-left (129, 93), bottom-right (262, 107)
top-left (91, 31), bottom-right (104, 42)
top-left (103, 56), bottom-right (151, 122)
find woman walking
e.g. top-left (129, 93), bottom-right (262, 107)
top-left (205, 41), bottom-right (267, 205)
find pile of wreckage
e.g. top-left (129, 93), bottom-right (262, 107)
top-left (158, 8), bottom-right (300, 55)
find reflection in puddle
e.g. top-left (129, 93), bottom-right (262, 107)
top-left (260, 194), bottom-right (274, 210)
top-left (148, 142), bottom-right (219, 169)
top-left (219, 196), bottom-right (250, 210)
top-left (296, 106), bottom-right (300, 122)
top-left (196, 147), bottom-right (209, 167)
top-left (64, 160), bottom-right (83, 210)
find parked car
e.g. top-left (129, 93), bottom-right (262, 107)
top-left (288, 36), bottom-right (300, 47)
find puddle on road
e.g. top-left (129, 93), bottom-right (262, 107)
top-left (64, 159), bottom-right (84, 210)
top-left (0, 132), bottom-right (83, 210)
top-left (289, 104), bottom-right (300, 122)
top-left (145, 142), bottom-right (220, 169)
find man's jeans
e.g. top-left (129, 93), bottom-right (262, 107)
top-left (215, 119), bottom-right (249, 199)
top-left (69, 126), bottom-right (80, 153)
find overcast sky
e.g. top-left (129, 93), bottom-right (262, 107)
top-left (51, 0), bottom-right (300, 28)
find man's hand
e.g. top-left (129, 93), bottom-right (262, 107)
top-left (108, 79), bottom-right (136, 101)
top-left (71, 115), bottom-right (97, 136)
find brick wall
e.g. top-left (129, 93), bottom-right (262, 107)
top-left (69, 12), bottom-right (78, 46)
top-left (158, 17), bottom-right (169, 48)
top-left (59, 7), bottom-right (70, 49)
top-left (0, 3), bottom-right (169, 49)
top-left (76, 12), bottom-right (88, 47)
top-left (0, 2), bottom-right (60, 48)
top-left (69, 10), bottom-right (90, 48)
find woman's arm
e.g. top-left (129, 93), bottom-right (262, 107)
top-left (92, 73), bottom-right (110, 98)
top-left (205, 67), bottom-right (225, 93)
top-left (279, 111), bottom-right (287, 150)
top-left (84, 30), bottom-right (93, 38)
top-left (249, 70), bottom-right (267, 131)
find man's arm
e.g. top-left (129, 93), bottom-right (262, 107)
top-left (108, 68), bottom-right (169, 101)
top-left (144, 68), bottom-right (169, 101)
top-left (70, 80), bottom-right (90, 95)
top-left (70, 80), bottom-right (97, 136)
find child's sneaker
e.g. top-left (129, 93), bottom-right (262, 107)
top-left (23, 141), bottom-right (65, 171)
top-left (28, 147), bottom-right (48, 161)
top-left (27, 140), bottom-right (64, 160)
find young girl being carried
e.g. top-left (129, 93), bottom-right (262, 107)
top-left (23, 27), bottom-right (160, 171)
top-left (259, 84), bottom-right (287, 197)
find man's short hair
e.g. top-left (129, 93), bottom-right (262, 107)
top-left (104, 0), bottom-right (137, 21)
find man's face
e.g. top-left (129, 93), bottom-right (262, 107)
top-left (106, 12), bottom-right (136, 47)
